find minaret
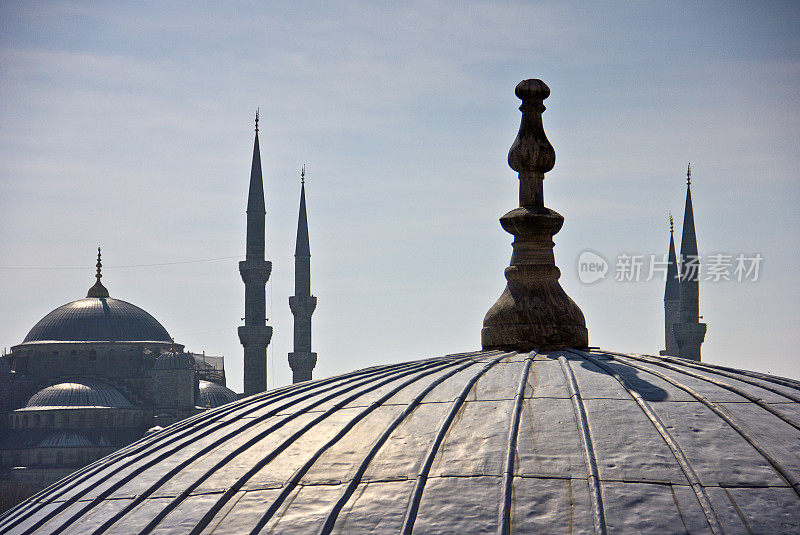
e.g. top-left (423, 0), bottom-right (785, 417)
top-left (673, 164), bottom-right (706, 361)
top-left (659, 214), bottom-right (680, 356)
top-left (238, 110), bottom-right (273, 395)
top-left (288, 166), bottom-right (317, 383)
top-left (482, 79), bottom-right (588, 351)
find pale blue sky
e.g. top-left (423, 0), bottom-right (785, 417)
top-left (1, 1), bottom-right (798, 392)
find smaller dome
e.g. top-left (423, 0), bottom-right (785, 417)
top-left (196, 380), bottom-right (238, 408)
top-left (38, 431), bottom-right (92, 448)
top-left (24, 380), bottom-right (133, 409)
top-left (154, 351), bottom-right (195, 370)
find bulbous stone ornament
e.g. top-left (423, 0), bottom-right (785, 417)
top-left (482, 79), bottom-right (588, 351)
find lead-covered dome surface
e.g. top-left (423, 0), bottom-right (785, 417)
top-left (22, 380), bottom-right (133, 409)
top-left (196, 379), bottom-right (238, 408)
top-left (2, 350), bottom-right (799, 534)
top-left (21, 297), bottom-right (171, 344)
top-left (153, 351), bottom-right (194, 370)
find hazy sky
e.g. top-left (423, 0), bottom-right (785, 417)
top-left (1, 1), bottom-right (798, 392)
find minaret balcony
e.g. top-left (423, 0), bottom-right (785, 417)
top-left (289, 295), bottom-right (317, 316)
top-left (237, 325), bottom-right (273, 348)
top-left (239, 259), bottom-right (272, 286)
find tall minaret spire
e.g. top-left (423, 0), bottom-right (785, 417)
top-left (673, 163), bottom-right (706, 361)
top-left (288, 165), bottom-right (317, 383)
top-left (659, 214), bottom-right (680, 356)
top-left (238, 110), bottom-right (273, 395)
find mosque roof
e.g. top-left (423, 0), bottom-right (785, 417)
top-left (20, 297), bottom-right (172, 345)
top-left (153, 351), bottom-right (195, 370)
top-left (19, 250), bottom-right (171, 345)
top-left (1, 350), bottom-right (798, 533)
top-left (196, 379), bottom-right (238, 408)
top-left (21, 380), bottom-right (133, 409)
top-left (37, 432), bottom-right (93, 448)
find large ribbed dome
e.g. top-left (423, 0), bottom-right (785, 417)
top-left (21, 297), bottom-right (171, 344)
top-left (1, 350), bottom-right (798, 534)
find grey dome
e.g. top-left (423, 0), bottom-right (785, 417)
top-left (2, 349), bottom-right (799, 534)
top-left (153, 351), bottom-right (194, 370)
top-left (21, 297), bottom-right (171, 344)
top-left (38, 432), bottom-right (92, 448)
top-left (23, 380), bottom-right (133, 409)
top-left (196, 379), bottom-right (238, 408)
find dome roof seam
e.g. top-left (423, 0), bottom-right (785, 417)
top-left (558, 354), bottom-right (607, 535)
top-left (402, 352), bottom-right (510, 534)
top-left (571, 349), bottom-right (724, 533)
top-left (499, 352), bottom-right (538, 535)
top-left (36, 358), bottom-right (449, 535)
top-left (247, 356), bottom-right (478, 534)
top-left (183, 357), bottom-right (474, 535)
top-left (589, 350), bottom-right (800, 497)
top-left (618, 354), bottom-right (800, 431)
top-left (655, 355), bottom-right (800, 402)
top-left (318, 356), bottom-right (488, 533)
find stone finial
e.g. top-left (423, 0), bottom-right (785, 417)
top-left (86, 247), bottom-right (109, 298)
top-left (481, 79), bottom-right (588, 351)
top-left (669, 212), bottom-right (674, 234)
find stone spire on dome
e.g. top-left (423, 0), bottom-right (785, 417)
top-left (482, 79), bottom-right (588, 351)
top-left (86, 247), bottom-right (109, 298)
top-left (289, 165), bottom-right (317, 383)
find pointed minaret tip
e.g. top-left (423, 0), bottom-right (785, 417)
top-left (669, 212), bottom-right (674, 234)
top-left (295, 166), bottom-right (310, 257)
top-left (86, 247), bottom-right (109, 298)
top-left (687, 163), bottom-right (691, 185)
top-left (255, 108), bottom-right (259, 133)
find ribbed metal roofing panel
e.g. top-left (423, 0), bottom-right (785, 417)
top-left (1, 349), bottom-right (799, 534)
top-left (21, 297), bottom-right (171, 344)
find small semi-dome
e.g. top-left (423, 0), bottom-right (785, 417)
top-left (37, 431), bottom-right (92, 448)
top-left (153, 351), bottom-right (195, 370)
top-left (195, 379), bottom-right (238, 408)
top-left (23, 380), bottom-right (133, 409)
